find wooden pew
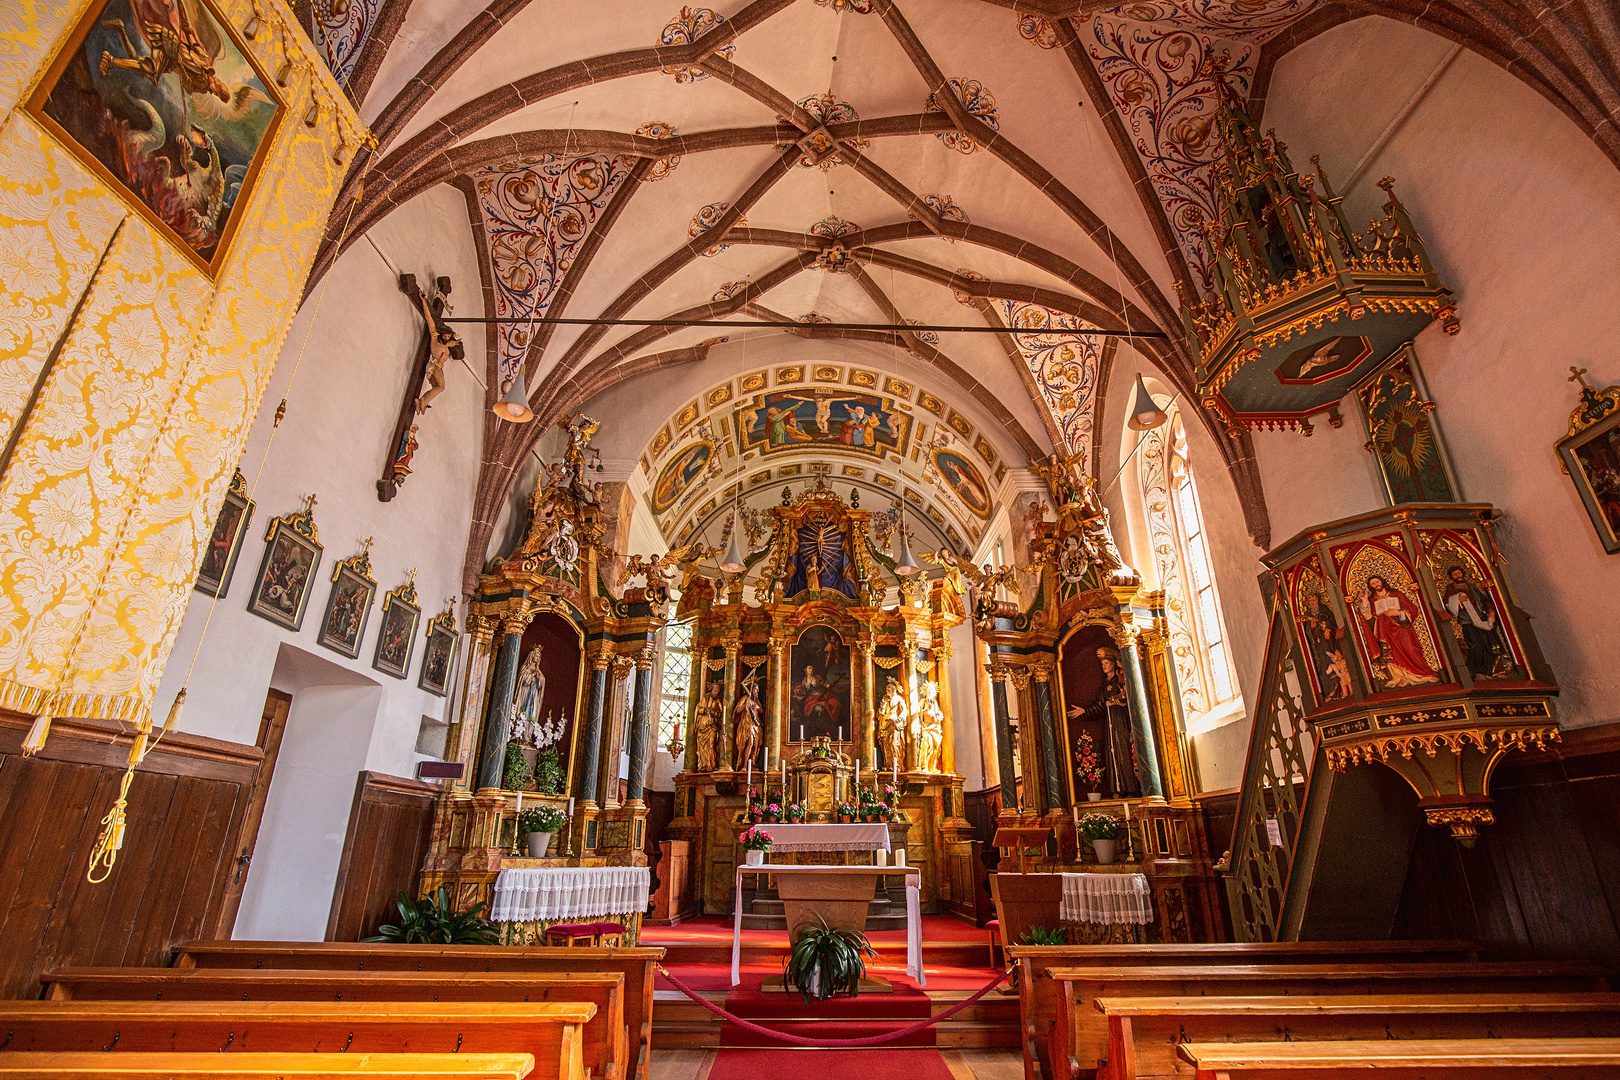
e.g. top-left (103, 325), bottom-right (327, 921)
top-left (1047, 962), bottom-right (1612, 1079)
top-left (1095, 994), bottom-right (1620, 1080)
top-left (0, 1052), bottom-right (537, 1078)
top-left (40, 970), bottom-right (620, 1080)
top-left (1004, 941), bottom-right (1479, 1080)
top-left (172, 942), bottom-right (662, 1080)
top-left (0, 1001), bottom-right (591, 1080)
top-left (1175, 1038), bottom-right (1620, 1078)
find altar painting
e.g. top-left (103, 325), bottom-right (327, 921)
top-left (737, 390), bottom-right (909, 460)
top-left (28, 0), bottom-right (285, 277)
top-left (1059, 625), bottom-right (1140, 799)
top-left (790, 626), bottom-right (851, 742)
top-left (932, 447), bottom-right (991, 519)
top-left (509, 612), bottom-right (584, 792)
top-left (1336, 540), bottom-right (1446, 692)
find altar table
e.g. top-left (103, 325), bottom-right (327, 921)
top-left (490, 866), bottom-right (650, 945)
top-left (1060, 872), bottom-right (1153, 926)
top-left (755, 822), bottom-right (891, 852)
top-left (733, 864), bottom-right (923, 986)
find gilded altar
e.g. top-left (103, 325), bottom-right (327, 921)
top-left (664, 480), bottom-right (973, 920)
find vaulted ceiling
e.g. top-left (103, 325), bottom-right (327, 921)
top-left (295, 0), bottom-right (1620, 591)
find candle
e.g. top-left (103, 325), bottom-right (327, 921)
top-left (745, 758), bottom-right (752, 791)
top-left (516, 790), bottom-right (522, 815)
top-left (781, 758), bottom-right (787, 788)
top-left (567, 798), bottom-right (574, 817)
top-left (855, 761), bottom-right (860, 787)
top-left (799, 724), bottom-right (805, 741)
top-left (838, 726), bottom-right (843, 742)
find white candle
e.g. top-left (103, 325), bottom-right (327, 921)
top-left (516, 790), bottom-right (522, 814)
top-left (838, 726), bottom-right (843, 742)
top-left (567, 798), bottom-right (574, 817)
top-left (745, 759), bottom-right (751, 791)
top-left (855, 761), bottom-right (860, 787)
top-left (799, 725), bottom-right (805, 741)
top-left (896, 849), bottom-right (906, 867)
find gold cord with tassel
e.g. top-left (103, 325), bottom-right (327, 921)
top-left (85, 688), bottom-right (183, 883)
top-left (20, 713), bottom-right (51, 756)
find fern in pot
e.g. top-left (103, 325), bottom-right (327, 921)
top-left (784, 913), bottom-right (877, 1002)
top-left (362, 886), bottom-right (500, 945)
top-left (518, 805), bottom-right (567, 857)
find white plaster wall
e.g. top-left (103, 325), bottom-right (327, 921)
top-left (1263, 17), bottom-right (1620, 728)
top-left (153, 185), bottom-right (487, 937)
top-left (948, 620), bottom-right (986, 790)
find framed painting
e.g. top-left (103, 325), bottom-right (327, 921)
top-left (373, 578), bottom-right (421, 679)
top-left (931, 447), bottom-right (991, 519)
top-left (1556, 374), bottom-right (1620, 554)
top-left (418, 604), bottom-right (458, 697)
top-left (246, 500), bottom-right (321, 632)
top-left (25, 0), bottom-right (286, 278)
top-left (788, 626), bottom-right (850, 742)
top-left (194, 468), bottom-right (252, 598)
top-left (316, 547), bottom-right (376, 659)
top-left (650, 439), bottom-right (713, 513)
top-left (734, 390), bottom-right (910, 461)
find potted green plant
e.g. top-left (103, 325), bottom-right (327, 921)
top-left (837, 802), bottom-right (856, 823)
top-left (533, 748), bottom-right (564, 794)
top-left (763, 802), bottom-right (782, 824)
top-left (501, 740), bottom-right (532, 790)
top-left (739, 824), bottom-right (773, 865)
top-left (1020, 925), bottom-right (1066, 946)
top-left (518, 805), bottom-right (567, 857)
top-left (784, 913), bottom-right (877, 1002)
top-left (1079, 811), bottom-right (1122, 864)
top-left (362, 886), bottom-right (500, 944)
top-left (785, 803), bottom-right (807, 823)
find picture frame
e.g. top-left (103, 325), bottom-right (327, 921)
top-left (194, 468), bottom-right (253, 598)
top-left (418, 601), bottom-right (459, 697)
top-left (1555, 371), bottom-right (1620, 554)
top-left (24, 0), bottom-right (287, 279)
top-left (373, 575), bottom-right (421, 679)
top-left (246, 498), bottom-right (322, 631)
top-left (316, 542), bottom-right (377, 659)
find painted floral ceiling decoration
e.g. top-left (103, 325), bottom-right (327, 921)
top-left (996, 300), bottom-right (1104, 470)
top-left (312, 0), bottom-right (385, 85)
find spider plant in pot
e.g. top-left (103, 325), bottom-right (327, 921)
top-left (784, 913), bottom-right (877, 1002)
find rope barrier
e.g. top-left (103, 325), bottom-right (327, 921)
top-left (655, 964), bottom-right (1007, 1047)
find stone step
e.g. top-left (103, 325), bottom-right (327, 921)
top-left (741, 911), bottom-right (910, 931)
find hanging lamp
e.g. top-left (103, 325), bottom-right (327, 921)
top-left (893, 506), bottom-right (919, 577)
top-left (1126, 374), bottom-right (1167, 431)
top-left (719, 499), bottom-right (746, 573)
top-left (492, 372), bottom-right (534, 423)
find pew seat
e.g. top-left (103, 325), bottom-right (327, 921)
top-left (1175, 1037), bottom-right (1620, 1078)
top-left (1094, 993), bottom-right (1620, 1080)
top-left (0, 1052), bottom-right (536, 1078)
top-left (0, 1001), bottom-right (592, 1080)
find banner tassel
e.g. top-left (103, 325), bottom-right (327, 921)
top-left (20, 714), bottom-right (51, 757)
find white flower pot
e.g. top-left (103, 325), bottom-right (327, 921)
top-left (1092, 838), bottom-right (1117, 865)
top-left (527, 831), bottom-right (552, 858)
top-left (1087, 792), bottom-right (1103, 802)
top-left (745, 849), bottom-right (766, 866)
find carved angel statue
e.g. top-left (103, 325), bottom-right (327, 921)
top-left (1030, 450), bottom-right (1088, 506)
top-left (692, 680), bottom-right (724, 772)
top-left (922, 548), bottom-right (1037, 600)
top-left (878, 676), bottom-right (910, 775)
top-left (732, 670), bottom-right (764, 772)
top-left (661, 540), bottom-right (721, 592)
top-left (913, 680), bottom-right (945, 774)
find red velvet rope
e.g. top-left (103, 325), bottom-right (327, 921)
top-left (656, 964), bottom-right (1008, 1047)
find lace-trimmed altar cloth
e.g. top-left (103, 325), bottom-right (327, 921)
top-left (757, 822), bottom-right (891, 852)
top-left (1060, 872), bottom-right (1154, 925)
top-left (490, 866), bottom-right (651, 923)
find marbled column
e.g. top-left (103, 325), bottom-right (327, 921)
top-left (767, 641), bottom-right (786, 766)
top-left (901, 633), bottom-right (919, 771)
top-left (574, 651), bottom-right (611, 805)
top-left (1033, 664), bottom-right (1064, 809)
top-left (625, 653), bottom-right (655, 803)
top-left (1010, 667), bottom-right (1037, 812)
top-left (988, 662), bottom-right (1017, 810)
top-left (1119, 636), bottom-right (1166, 799)
top-left (602, 656), bottom-right (634, 806)
top-left (721, 640), bottom-right (740, 769)
top-left (474, 616), bottom-right (526, 790)
top-left (933, 642), bottom-right (956, 775)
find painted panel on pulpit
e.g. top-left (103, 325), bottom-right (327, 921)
top-left (735, 390), bottom-right (910, 460)
top-left (1334, 539), bottom-right (1448, 693)
top-left (509, 612), bottom-right (584, 793)
top-left (1059, 625), bottom-right (1140, 800)
top-left (790, 626), bottom-right (851, 743)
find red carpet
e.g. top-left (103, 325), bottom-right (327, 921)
top-left (658, 960), bottom-right (995, 992)
top-left (707, 1047), bottom-right (956, 1080)
top-left (719, 976), bottom-right (936, 1047)
top-left (642, 913), bottom-right (987, 944)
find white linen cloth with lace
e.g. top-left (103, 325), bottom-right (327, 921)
top-left (757, 823), bottom-right (891, 852)
top-left (1060, 872), bottom-right (1154, 925)
top-left (490, 866), bottom-right (650, 923)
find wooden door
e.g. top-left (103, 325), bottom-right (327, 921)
top-left (212, 689), bottom-right (291, 936)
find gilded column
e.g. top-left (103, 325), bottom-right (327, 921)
top-left (625, 650), bottom-right (656, 804)
top-left (574, 649), bottom-right (612, 806)
top-left (988, 661), bottom-right (1017, 811)
top-left (1115, 627), bottom-right (1166, 800)
top-left (901, 631), bottom-right (920, 772)
top-left (767, 638), bottom-right (786, 767)
top-left (721, 637), bottom-right (741, 769)
top-left (858, 636), bottom-right (877, 771)
top-left (474, 614), bottom-right (528, 790)
top-left (932, 641), bottom-right (956, 775)
top-left (1140, 619), bottom-right (1195, 804)
top-left (1009, 666), bottom-right (1036, 812)
top-left (451, 614), bottom-right (497, 790)
top-left (975, 636), bottom-right (999, 788)
top-left (1032, 662), bottom-right (1064, 809)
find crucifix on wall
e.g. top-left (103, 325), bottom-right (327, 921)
top-left (378, 272), bottom-right (464, 502)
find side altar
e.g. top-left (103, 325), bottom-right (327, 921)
top-left (664, 481), bottom-right (975, 922)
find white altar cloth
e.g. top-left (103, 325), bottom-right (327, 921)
top-left (490, 865), bottom-right (650, 923)
top-left (733, 865), bottom-right (923, 987)
top-left (1060, 872), bottom-right (1154, 925)
top-left (757, 822), bottom-right (891, 852)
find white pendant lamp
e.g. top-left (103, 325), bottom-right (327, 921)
top-left (893, 507), bottom-right (919, 577)
top-left (1126, 374), bottom-right (1167, 431)
top-left (492, 372), bottom-right (534, 423)
top-left (719, 500), bottom-right (746, 573)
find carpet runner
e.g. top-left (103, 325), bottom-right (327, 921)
top-left (707, 1047), bottom-right (957, 1079)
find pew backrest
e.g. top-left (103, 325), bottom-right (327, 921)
top-left (1175, 1038), bottom-right (1620, 1078)
top-left (0, 1051), bottom-right (538, 1078)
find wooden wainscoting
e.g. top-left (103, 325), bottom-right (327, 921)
top-left (326, 771), bottom-right (439, 941)
top-left (0, 710), bottom-right (262, 999)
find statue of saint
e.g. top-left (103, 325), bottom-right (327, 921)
top-left (512, 645), bottom-right (545, 744)
top-left (692, 680), bottom-right (724, 772)
top-left (878, 676), bottom-right (909, 775)
top-left (913, 679), bottom-right (945, 773)
top-left (732, 671), bottom-right (763, 771)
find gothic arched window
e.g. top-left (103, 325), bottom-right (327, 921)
top-left (1140, 409), bottom-right (1236, 719)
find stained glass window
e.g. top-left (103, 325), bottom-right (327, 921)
top-left (657, 621), bottom-right (693, 751)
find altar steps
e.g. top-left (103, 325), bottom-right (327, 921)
top-left (651, 988), bottom-right (1019, 1049)
top-left (739, 884), bottom-right (911, 931)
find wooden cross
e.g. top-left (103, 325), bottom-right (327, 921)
top-left (1570, 365), bottom-right (1590, 387)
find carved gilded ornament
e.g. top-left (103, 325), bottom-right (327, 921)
top-left (1324, 725), bottom-right (1559, 771)
top-left (1008, 667), bottom-right (1033, 691)
top-left (592, 650), bottom-right (615, 671)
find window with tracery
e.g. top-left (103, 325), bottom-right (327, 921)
top-left (1140, 410), bottom-right (1236, 718)
top-left (657, 620), bottom-right (693, 752)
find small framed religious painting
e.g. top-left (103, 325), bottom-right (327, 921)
top-left (373, 577), bottom-right (421, 679)
top-left (418, 604), bottom-right (459, 697)
top-left (194, 470), bottom-right (254, 599)
top-left (246, 500), bottom-right (322, 632)
top-left (1555, 372), bottom-right (1620, 554)
top-left (317, 546), bottom-right (377, 659)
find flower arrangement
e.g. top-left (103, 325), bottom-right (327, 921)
top-left (764, 802), bottom-right (783, 823)
top-left (516, 805), bottom-right (567, 838)
top-left (501, 741), bottom-right (531, 790)
top-left (1077, 812), bottom-right (1120, 841)
top-left (857, 786), bottom-right (879, 806)
top-left (838, 802), bottom-right (858, 822)
top-left (533, 748), bottom-right (565, 794)
top-left (747, 788), bottom-right (766, 824)
top-left (1073, 732), bottom-right (1103, 788)
top-left (739, 825), bottom-right (774, 851)
top-left (785, 803), bottom-right (807, 822)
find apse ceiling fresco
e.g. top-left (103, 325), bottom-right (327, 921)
top-left (303, 0), bottom-right (1354, 578)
